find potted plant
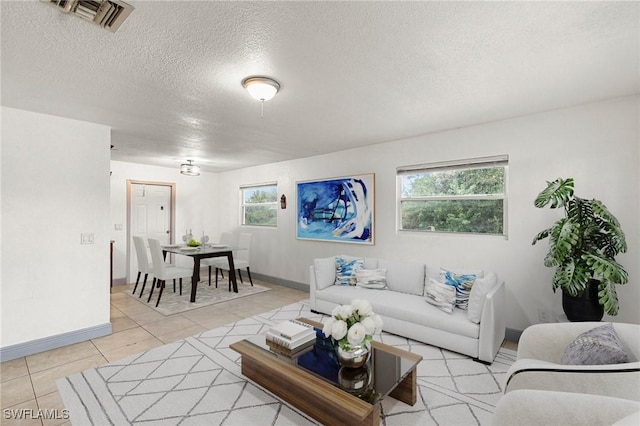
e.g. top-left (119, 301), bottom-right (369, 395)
top-left (532, 177), bottom-right (628, 320)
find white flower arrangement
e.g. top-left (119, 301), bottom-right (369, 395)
top-left (322, 299), bottom-right (383, 350)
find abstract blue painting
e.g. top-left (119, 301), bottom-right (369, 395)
top-left (296, 174), bottom-right (374, 244)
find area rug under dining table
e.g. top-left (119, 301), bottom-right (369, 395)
top-left (57, 301), bottom-right (516, 425)
top-left (125, 277), bottom-right (271, 316)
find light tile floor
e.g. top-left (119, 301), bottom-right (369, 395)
top-left (1, 281), bottom-right (518, 425)
top-left (0, 280), bottom-right (307, 425)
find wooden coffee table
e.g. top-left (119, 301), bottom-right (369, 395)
top-left (230, 318), bottom-right (422, 426)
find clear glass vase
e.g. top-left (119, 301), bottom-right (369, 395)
top-left (336, 343), bottom-right (370, 368)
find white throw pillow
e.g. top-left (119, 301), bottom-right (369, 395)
top-left (314, 257), bottom-right (336, 290)
top-left (424, 278), bottom-right (456, 313)
top-left (355, 268), bottom-right (387, 289)
top-left (467, 272), bottom-right (498, 323)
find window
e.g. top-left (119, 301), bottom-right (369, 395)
top-left (397, 155), bottom-right (508, 235)
top-left (241, 183), bottom-right (278, 227)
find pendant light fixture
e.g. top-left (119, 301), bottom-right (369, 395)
top-left (242, 76), bottom-right (280, 117)
top-left (180, 160), bottom-right (200, 176)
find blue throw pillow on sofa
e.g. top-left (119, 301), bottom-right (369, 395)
top-left (440, 269), bottom-right (476, 310)
top-left (335, 257), bottom-right (364, 286)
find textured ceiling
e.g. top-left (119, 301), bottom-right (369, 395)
top-left (2, 1), bottom-right (639, 172)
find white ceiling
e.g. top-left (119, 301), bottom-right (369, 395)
top-left (2, 1), bottom-right (638, 173)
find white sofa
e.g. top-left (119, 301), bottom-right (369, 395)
top-left (309, 256), bottom-right (506, 363)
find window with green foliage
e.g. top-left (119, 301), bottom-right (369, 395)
top-left (241, 183), bottom-right (278, 227)
top-left (398, 156), bottom-right (508, 235)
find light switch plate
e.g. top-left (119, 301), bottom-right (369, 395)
top-left (81, 233), bottom-right (95, 244)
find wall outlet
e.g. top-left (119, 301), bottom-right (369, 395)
top-left (538, 308), bottom-right (552, 323)
top-left (81, 233), bottom-right (95, 244)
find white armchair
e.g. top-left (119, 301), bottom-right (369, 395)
top-left (493, 389), bottom-right (640, 426)
top-left (504, 322), bottom-right (640, 401)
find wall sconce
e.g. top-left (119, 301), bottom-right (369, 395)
top-left (280, 194), bottom-right (287, 209)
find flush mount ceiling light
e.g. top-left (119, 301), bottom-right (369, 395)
top-left (242, 76), bottom-right (280, 101)
top-left (242, 76), bottom-right (280, 117)
top-left (180, 160), bottom-right (200, 176)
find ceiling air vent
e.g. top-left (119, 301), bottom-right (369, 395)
top-left (44, 0), bottom-right (134, 33)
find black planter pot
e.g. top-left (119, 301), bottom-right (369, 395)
top-left (562, 279), bottom-right (604, 322)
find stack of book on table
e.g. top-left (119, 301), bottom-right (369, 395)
top-left (266, 319), bottom-right (317, 357)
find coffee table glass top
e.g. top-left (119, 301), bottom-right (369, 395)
top-left (245, 327), bottom-right (419, 404)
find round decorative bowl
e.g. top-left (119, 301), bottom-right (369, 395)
top-left (336, 343), bottom-right (370, 368)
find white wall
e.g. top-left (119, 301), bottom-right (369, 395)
top-left (216, 96), bottom-right (639, 331)
top-left (4, 97), bottom-right (634, 355)
top-left (1, 107), bottom-right (111, 347)
top-left (109, 161), bottom-right (219, 282)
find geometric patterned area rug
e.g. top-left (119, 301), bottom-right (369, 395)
top-left (125, 278), bottom-right (271, 316)
top-left (57, 301), bottom-right (516, 425)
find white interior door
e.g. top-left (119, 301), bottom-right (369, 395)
top-left (129, 183), bottom-right (172, 282)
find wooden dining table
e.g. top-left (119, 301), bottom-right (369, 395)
top-left (162, 245), bottom-right (239, 303)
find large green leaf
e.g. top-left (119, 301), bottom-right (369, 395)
top-left (590, 199), bottom-right (621, 228)
top-left (566, 197), bottom-right (592, 222)
top-left (534, 178), bottom-right (574, 209)
top-left (588, 199), bottom-right (627, 255)
top-left (544, 218), bottom-right (578, 265)
top-left (552, 259), bottom-right (589, 295)
top-left (582, 252), bottom-right (629, 285)
top-left (598, 279), bottom-right (619, 316)
top-left (589, 226), bottom-right (627, 258)
top-left (532, 228), bottom-right (552, 245)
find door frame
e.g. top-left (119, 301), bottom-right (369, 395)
top-left (126, 179), bottom-right (176, 284)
